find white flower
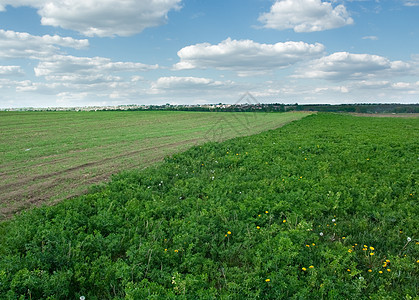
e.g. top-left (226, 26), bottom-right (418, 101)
top-left (320, 232), bottom-right (324, 236)
top-left (80, 297), bottom-right (85, 300)
top-left (407, 237), bottom-right (412, 242)
top-left (332, 219), bottom-right (336, 222)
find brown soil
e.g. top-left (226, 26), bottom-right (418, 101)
top-left (0, 138), bottom-right (200, 220)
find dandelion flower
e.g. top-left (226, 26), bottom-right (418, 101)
top-left (309, 266), bottom-right (314, 269)
top-left (265, 211), bottom-right (269, 214)
top-left (348, 249), bottom-right (353, 253)
top-left (387, 269), bottom-right (391, 272)
top-left (227, 231), bottom-right (231, 235)
top-left (368, 269), bottom-right (372, 273)
top-left (332, 219), bottom-right (336, 222)
top-left (302, 267), bottom-right (307, 271)
top-left (174, 249), bottom-right (179, 253)
top-left (386, 259), bottom-right (390, 263)
top-left (347, 269), bottom-right (351, 272)
top-left (320, 232), bottom-right (324, 236)
top-left (379, 271), bottom-right (383, 274)
top-left (306, 244), bottom-right (310, 248)
top-left (342, 237), bottom-right (346, 240)
top-left (370, 252), bottom-right (375, 256)
top-left (164, 249), bottom-right (167, 252)
top-left (256, 226), bottom-right (260, 230)
top-left (283, 220), bottom-right (287, 223)
top-left (407, 237), bottom-right (412, 242)
top-left (369, 246), bottom-right (374, 250)
top-left (265, 279), bottom-right (270, 282)
top-left (312, 243), bottom-right (315, 246)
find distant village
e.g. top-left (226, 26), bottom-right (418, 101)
top-left (2, 103), bottom-right (418, 114)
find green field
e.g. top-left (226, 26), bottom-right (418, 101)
top-left (0, 111), bottom-right (309, 219)
top-left (0, 113), bottom-right (417, 299)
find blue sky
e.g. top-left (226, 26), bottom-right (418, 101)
top-left (0, 0), bottom-right (418, 108)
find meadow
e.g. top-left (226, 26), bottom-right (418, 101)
top-left (0, 110), bottom-right (308, 219)
top-left (0, 113), bottom-right (417, 299)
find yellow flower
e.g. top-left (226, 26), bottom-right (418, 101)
top-left (258, 214), bottom-right (261, 217)
top-left (312, 243), bottom-right (315, 246)
top-left (364, 245), bottom-right (368, 248)
top-left (386, 259), bottom-right (390, 263)
top-left (283, 220), bottom-right (287, 223)
top-left (342, 237), bottom-right (346, 239)
top-left (363, 248), bottom-right (367, 251)
top-left (225, 234), bottom-right (227, 237)
top-left (416, 260), bottom-right (419, 263)
top-left (227, 231), bottom-right (231, 235)
top-left (302, 267), bottom-right (307, 271)
top-left (309, 265), bottom-right (314, 269)
top-left (387, 269), bottom-right (391, 272)
top-left (256, 226), bottom-right (260, 230)
top-left (348, 249), bottom-right (353, 253)
top-left (164, 249), bottom-right (167, 252)
top-left (265, 211), bottom-right (269, 214)
top-left (369, 246), bottom-right (374, 250)
top-left (265, 279), bottom-right (270, 282)
top-left (306, 244), bottom-right (310, 248)
top-left (379, 271), bottom-right (383, 274)
top-left (368, 269), bottom-right (372, 273)
top-left (174, 249), bottom-right (179, 253)
top-left (347, 269), bottom-right (351, 272)
top-left (370, 252), bottom-right (375, 256)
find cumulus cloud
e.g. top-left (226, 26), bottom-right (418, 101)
top-left (0, 65), bottom-right (24, 76)
top-left (0, 0), bottom-right (182, 37)
top-left (259, 0), bottom-right (354, 32)
top-left (34, 55), bottom-right (158, 85)
top-left (174, 38), bottom-right (324, 75)
top-left (293, 52), bottom-right (411, 80)
top-left (0, 29), bottom-right (88, 59)
top-left (149, 76), bottom-right (234, 94)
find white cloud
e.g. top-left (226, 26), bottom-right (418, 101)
top-left (362, 36), bottom-right (378, 40)
top-left (0, 0), bottom-right (182, 37)
top-left (34, 55), bottom-right (158, 83)
top-left (0, 29), bottom-right (88, 59)
top-left (259, 0), bottom-right (354, 32)
top-left (0, 65), bottom-right (24, 76)
top-left (174, 38), bottom-right (324, 75)
top-left (293, 52), bottom-right (411, 80)
top-left (403, 0), bottom-right (419, 6)
top-left (149, 76), bottom-right (234, 94)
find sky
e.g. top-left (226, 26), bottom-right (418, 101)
top-left (0, 0), bottom-right (418, 108)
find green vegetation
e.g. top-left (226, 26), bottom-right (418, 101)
top-left (0, 113), bottom-right (418, 299)
top-left (0, 110), bottom-right (308, 219)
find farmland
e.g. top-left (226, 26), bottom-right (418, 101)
top-left (0, 113), bottom-right (417, 299)
top-left (0, 110), bottom-right (309, 219)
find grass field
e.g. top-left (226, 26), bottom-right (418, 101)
top-left (0, 110), bottom-right (309, 219)
top-left (0, 113), bottom-right (417, 299)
